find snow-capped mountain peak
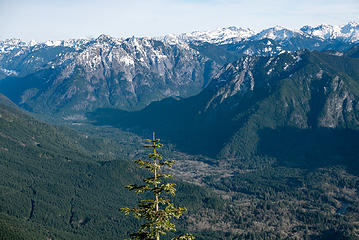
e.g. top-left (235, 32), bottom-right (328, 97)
top-left (300, 24), bottom-right (338, 39)
top-left (0, 39), bottom-right (29, 54)
top-left (160, 26), bottom-right (256, 45)
top-left (252, 26), bottom-right (303, 41)
top-left (158, 21), bottom-right (358, 45)
top-left (95, 34), bottom-right (115, 43)
top-left (45, 40), bottom-right (63, 47)
top-left (300, 22), bottom-right (359, 42)
top-left (2, 21), bottom-right (358, 55)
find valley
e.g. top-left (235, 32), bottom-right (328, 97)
top-left (0, 22), bottom-right (359, 239)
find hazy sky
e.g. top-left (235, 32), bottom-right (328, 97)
top-left (1, 0), bottom-right (358, 41)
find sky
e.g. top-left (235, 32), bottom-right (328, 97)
top-left (0, 0), bottom-right (358, 41)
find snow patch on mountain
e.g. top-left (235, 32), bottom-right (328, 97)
top-left (160, 26), bottom-right (256, 45)
top-left (300, 21), bottom-right (359, 42)
top-left (252, 26), bottom-right (304, 41)
top-left (119, 56), bottom-right (135, 66)
top-left (159, 21), bottom-right (359, 45)
top-left (0, 67), bottom-right (18, 76)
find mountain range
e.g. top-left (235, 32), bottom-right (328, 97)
top-left (88, 46), bottom-right (359, 170)
top-left (1, 22), bottom-right (359, 239)
top-left (161, 21), bottom-right (359, 45)
top-left (0, 36), bottom-right (219, 116)
top-left (0, 22), bottom-right (358, 119)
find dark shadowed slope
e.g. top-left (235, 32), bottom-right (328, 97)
top-left (88, 46), bottom-right (359, 173)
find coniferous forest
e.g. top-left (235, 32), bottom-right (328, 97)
top-left (1, 21), bottom-right (359, 239)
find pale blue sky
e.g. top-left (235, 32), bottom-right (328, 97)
top-left (0, 0), bottom-right (358, 41)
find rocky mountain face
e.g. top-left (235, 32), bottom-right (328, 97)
top-left (161, 21), bottom-right (359, 45)
top-left (0, 35), bottom-right (219, 117)
top-left (0, 22), bottom-right (358, 119)
top-left (300, 21), bottom-right (359, 42)
top-left (1, 24), bottom-right (359, 240)
top-left (88, 46), bottom-right (359, 171)
top-left (159, 26), bottom-right (256, 45)
top-left (165, 22), bottom-right (358, 61)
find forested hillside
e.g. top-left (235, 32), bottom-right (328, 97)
top-left (0, 96), bottom-right (226, 239)
top-left (86, 47), bottom-right (359, 239)
top-left (1, 24), bottom-right (359, 239)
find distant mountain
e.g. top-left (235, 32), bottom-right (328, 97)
top-left (0, 35), bottom-right (219, 117)
top-left (301, 22), bottom-right (359, 42)
top-left (251, 26), bottom-right (304, 41)
top-left (159, 26), bottom-right (255, 45)
top-left (85, 45), bottom-right (359, 238)
top-left (180, 23), bottom-right (358, 61)
top-left (88, 46), bottom-right (359, 172)
top-left (0, 22), bottom-right (357, 118)
top-left (2, 24), bottom-right (359, 239)
top-left (163, 22), bottom-right (358, 59)
top-left (160, 21), bottom-right (359, 45)
top-left (0, 38), bottom-right (90, 78)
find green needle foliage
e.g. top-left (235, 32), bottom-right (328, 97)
top-left (121, 132), bottom-right (195, 240)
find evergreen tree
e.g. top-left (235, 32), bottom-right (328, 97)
top-left (121, 132), bottom-right (194, 240)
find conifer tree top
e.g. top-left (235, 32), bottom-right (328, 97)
top-left (121, 132), bottom-right (194, 240)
